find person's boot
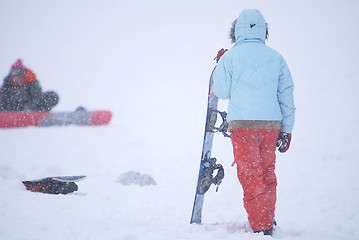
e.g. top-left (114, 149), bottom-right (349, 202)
top-left (254, 226), bottom-right (274, 236)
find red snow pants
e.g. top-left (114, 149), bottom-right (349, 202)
top-left (230, 128), bottom-right (280, 232)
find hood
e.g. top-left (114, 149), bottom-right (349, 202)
top-left (234, 9), bottom-right (266, 43)
top-left (24, 68), bottom-right (37, 83)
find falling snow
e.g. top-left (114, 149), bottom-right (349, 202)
top-left (0, 0), bottom-right (359, 240)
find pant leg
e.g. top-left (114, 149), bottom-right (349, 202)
top-left (230, 128), bottom-right (274, 232)
top-left (258, 129), bottom-right (281, 221)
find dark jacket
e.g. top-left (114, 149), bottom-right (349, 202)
top-left (0, 75), bottom-right (43, 111)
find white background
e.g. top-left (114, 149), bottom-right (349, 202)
top-left (0, 0), bottom-right (358, 239)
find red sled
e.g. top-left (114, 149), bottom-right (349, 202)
top-left (0, 108), bottom-right (112, 128)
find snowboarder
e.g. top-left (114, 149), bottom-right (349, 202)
top-left (0, 59), bottom-right (59, 112)
top-left (212, 9), bottom-right (296, 235)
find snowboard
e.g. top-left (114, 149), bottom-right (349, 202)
top-left (22, 175), bottom-right (86, 194)
top-left (0, 107), bottom-right (112, 128)
top-left (190, 67), bottom-right (229, 224)
top-left (24, 175), bottom-right (87, 182)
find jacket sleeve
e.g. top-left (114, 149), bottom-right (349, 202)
top-left (212, 54), bottom-right (232, 100)
top-left (0, 77), bottom-right (14, 111)
top-left (26, 80), bottom-right (43, 109)
top-left (277, 57), bottom-right (296, 133)
top-left (0, 82), bottom-right (4, 110)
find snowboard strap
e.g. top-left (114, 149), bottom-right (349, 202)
top-left (197, 153), bottom-right (225, 195)
top-left (207, 109), bottom-right (231, 138)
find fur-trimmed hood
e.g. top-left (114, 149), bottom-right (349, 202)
top-left (230, 9), bottom-right (267, 44)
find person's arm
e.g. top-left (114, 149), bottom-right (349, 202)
top-left (212, 52), bottom-right (232, 100)
top-left (277, 57), bottom-right (295, 134)
top-left (26, 80), bottom-right (43, 109)
top-left (276, 57), bottom-right (295, 153)
top-left (0, 77), bottom-right (12, 111)
top-left (0, 84), bottom-right (4, 110)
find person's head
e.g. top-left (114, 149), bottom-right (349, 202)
top-left (9, 59), bottom-right (37, 86)
top-left (9, 59), bottom-right (26, 86)
top-left (229, 9), bottom-right (269, 44)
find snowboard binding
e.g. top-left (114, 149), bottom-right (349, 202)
top-left (206, 109), bottom-right (230, 138)
top-left (197, 152), bottom-right (225, 195)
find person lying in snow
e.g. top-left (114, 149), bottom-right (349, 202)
top-left (0, 59), bottom-right (59, 112)
top-left (213, 9), bottom-right (296, 236)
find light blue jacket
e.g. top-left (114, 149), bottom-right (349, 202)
top-left (213, 9), bottom-right (296, 133)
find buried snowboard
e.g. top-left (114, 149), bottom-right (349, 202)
top-left (0, 107), bottom-right (112, 128)
top-left (22, 175), bottom-right (86, 194)
top-left (190, 67), bottom-right (229, 224)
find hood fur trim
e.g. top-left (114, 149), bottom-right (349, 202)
top-left (229, 18), bottom-right (269, 44)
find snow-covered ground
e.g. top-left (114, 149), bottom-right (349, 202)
top-left (1, 0), bottom-right (359, 239)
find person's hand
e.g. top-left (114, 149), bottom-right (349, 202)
top-left (277, 132), bottom-right (292, 153)
top-left (214, 48), bottom-right (228, 63)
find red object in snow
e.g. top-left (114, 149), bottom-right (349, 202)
top-left (0, 112), bottom-right (49, 128)
top-left (0, 110), bottom-right (112, 128)
top-left (91, 111), bottom-right (112, 126)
